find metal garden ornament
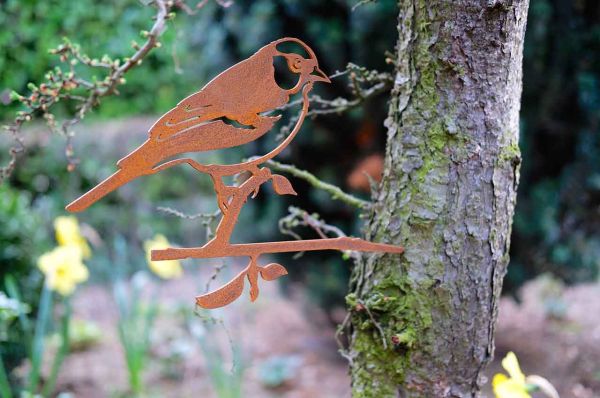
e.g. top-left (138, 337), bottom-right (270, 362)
top-left (66, 38), bottom-right (403, 309)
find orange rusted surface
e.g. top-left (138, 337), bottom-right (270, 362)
top-left (66, 38), bottom-right (403, 309)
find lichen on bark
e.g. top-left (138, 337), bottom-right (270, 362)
top-left (347, 1), bottom-right (529, 397)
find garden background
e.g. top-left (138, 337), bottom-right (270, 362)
top-left (0, 0), bottom-right (599, 397)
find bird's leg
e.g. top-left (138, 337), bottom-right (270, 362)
top-left (204, 167), bottom-right (274, 249)
top-left (238, 112), bottom-right (281, 130)
top-left (210, 173), bottom-right (238, 215)
top-left (245, 165), bottom-right (272, 198)
top-left (238, 113), bottom-right (261, 128)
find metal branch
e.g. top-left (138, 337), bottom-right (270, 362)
top-left (279, 206), bottom-right (361, 260)
top-left (153, 237), bottom-right (403, 261)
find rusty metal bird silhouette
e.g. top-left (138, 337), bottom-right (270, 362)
top-left (66, 38), bottom-right (403, 309)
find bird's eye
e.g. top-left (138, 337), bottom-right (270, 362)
top-left (287, 57), bottom-right (302, 73)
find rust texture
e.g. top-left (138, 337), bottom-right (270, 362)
top-left (66, 37), bottom-right (404, 309)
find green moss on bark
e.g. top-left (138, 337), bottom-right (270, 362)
top-left (347, 272), bottom-right (436, 397)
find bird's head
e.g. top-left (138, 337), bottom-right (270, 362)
top-left (272, 38), bottom-right (330, 93)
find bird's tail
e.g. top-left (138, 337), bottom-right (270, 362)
top-left (65, 168), bottom-right (133, 213)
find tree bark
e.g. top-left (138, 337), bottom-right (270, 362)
top-left (347, 1), bottom-right (528, 396)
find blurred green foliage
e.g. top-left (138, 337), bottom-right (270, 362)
top-left (0, 185), bottom-right (48, 374)
top-left (0, 0), bottom-right (192, 119)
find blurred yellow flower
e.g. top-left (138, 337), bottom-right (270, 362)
top-left (493, 352), bottom-right (560, 398)
top-left (493, 352), bottom-right (530, 398)
top-left (54, 216), bottom-right (91, 259)
top-left (38, 246), bottom-right (89, 296)
top-left (144, 234), bottom-right (182, 280)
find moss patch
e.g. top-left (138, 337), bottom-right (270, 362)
top-left (347, 272), bottom-right (435, 397)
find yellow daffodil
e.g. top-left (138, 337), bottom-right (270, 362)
top-left (493, 352), bottom-right (560, 398)
top-left (493, 374), bottom-right (530, 398)
top-left (493, 352), bottom-right (531, 398)
top-left (38, 246), bottom-right (89, 296)
top-left (492, 351), bottom-right (531, 398)
top-left (54, 216), bottom-right (91, 259)
top-left (144, 234), bottom-right (182, 280)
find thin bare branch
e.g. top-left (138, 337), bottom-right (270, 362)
top-left (265, 160), bottom-right (371, 210)
top-left (357, 299), bottom-right (388, 349)
top-left (0, 0), bottom-right (228, 181)
top-left (278, 206), bottom-right (361, 260)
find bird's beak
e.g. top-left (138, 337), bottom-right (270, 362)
top-left (310, 66), bottom-right (331, 83)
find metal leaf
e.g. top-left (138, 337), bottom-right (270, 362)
top-left (260, 263), bottom-right (289, 281)
top-left (272, 174), bottom-right (297, 196)
top-left (196, 270), bottom-right (246, 309)
top-left (249, 274), bottom-right (260, 302)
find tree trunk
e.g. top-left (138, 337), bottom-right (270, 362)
top-left (347, 1), bottom-right (528, 396)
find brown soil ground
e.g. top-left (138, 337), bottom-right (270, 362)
top-left (51, 269), bottom-right (600, 398)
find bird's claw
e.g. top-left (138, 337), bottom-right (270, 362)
top-left (249, 167), bottom-right (271, 199)
top-left (250, 167), bottom-right (272, 199)
top-left (250, 114), bottom-right (281, 130)
top-left (216, 186), bottom-right (237, 215)
top-left (255, 166), bottom-right (272, 179)
top-left (218, 198), bottom-right (229, 214)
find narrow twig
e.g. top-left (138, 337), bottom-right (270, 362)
top-left (204, 260), bottom-right (227, 293)
top-left (335, 312), bottom-right (354, 365)
top-left (157, 206), bottom-right (220, 221)
top-left (279, 206), bottom-right (348, 240)
top-left (357, 299), bottom-right (387, 349)
top-left (0, 0), bottom-right (228, 181)
top-left (157, 206), bottom-right (221, 242)
top-left (265, 160), bottom-right (371, 210)
top-left (278, 206), bottom-right (361, 260)
top-left (352, 0), bottom-right (377, 11)
top-left (274, 64), bottom-right (392, 141)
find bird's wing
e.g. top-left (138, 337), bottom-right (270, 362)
top-left (147, 62), bottom-right (248, 142)
top-left (149, 45), bottom-right (285, 142)
top-left (147, 93), bottom-right (216, 142)
top-left (158, 114), bottom-right (281, 155)
top-left (117, 113), bottom-right (281, 170)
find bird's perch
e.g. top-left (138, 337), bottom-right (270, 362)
top-left (152, 237), bottom-right (403, 309)
top-left (149, 167), bottom-right (404, 309)
top-left (151, 237), bottom-right (404, 261)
